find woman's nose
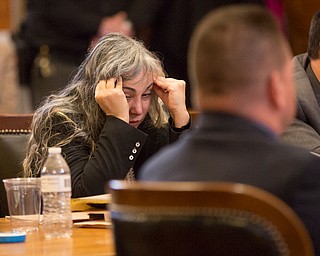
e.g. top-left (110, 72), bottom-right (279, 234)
top-left (130, 98), bottom-right (143, 115)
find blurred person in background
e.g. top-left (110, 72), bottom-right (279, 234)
top-left (13, 0), bottom-right (133, 109)
top-left (281, 9), bottom-right (320, 155)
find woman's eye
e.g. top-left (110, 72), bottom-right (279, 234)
top-left (142, 93), bottom-right (152, 98)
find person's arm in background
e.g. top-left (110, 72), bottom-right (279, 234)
top-left (281, 118), bottom-right (320, 155)
top-left (281, 81), bottom-right (320, 155)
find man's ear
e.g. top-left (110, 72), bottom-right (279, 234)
top-left (267, 70), bottom-right (285, 111)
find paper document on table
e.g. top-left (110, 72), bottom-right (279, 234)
top-left (73, 220), bottom-right (112, 229)
top-left (78, 194), bottom-right (111, 201)
top-left (71, 194), bottom-right (111, 212)
top-left (72, 211), bottom-right (109, 221)
top-left (72, 211), bottom-right (111, 228)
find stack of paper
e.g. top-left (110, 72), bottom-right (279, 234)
top-left (71, 194), bottom-right (112, 228)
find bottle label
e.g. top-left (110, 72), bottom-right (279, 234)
top-left (41, 175), bottom-right (71, 192)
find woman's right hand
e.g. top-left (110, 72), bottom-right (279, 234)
top-left (95, 77), bottom-right (129, 123)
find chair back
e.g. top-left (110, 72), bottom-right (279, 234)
top-left (189, 109), bottom-right (200, 123)
top-left (109, 181), bottom-right (314, 256)
top-left (0, 114), bottom-right (33, 216)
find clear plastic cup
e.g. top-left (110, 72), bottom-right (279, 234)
top-left (3, 178), bottom-right (41, 232)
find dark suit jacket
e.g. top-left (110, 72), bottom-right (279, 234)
top-left (281, 53), bottom-right (320, 154)
top-left (139, 112), bottom-right (320, 255)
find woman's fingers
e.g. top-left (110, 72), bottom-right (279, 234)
top-left (116, 76), bottom-right (123, 89)
top-left (105, 78), bottom-right (117, 89)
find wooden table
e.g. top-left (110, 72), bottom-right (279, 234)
top-left (0, 218), bottom-right (115, 255)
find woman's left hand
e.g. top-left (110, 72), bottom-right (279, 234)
top-left (153, 77), bottom-right (190, 128)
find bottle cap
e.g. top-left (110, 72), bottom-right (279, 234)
top-left (0, 232), bottom-right (26, 243)
top-left (48, 147), bottom-right (62, 154)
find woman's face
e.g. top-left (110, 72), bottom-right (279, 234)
top-left (123, 72), bottom-right (154, 128)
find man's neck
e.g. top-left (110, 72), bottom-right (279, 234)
top-left (310, 58), bottom-right (320, 81)
top-left (199, 95), bottom-right (283, 135)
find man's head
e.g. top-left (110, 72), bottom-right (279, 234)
top-left (308, 9), bottom-right (320, 59)
top-left (188, 4), bottom-right (295, 134)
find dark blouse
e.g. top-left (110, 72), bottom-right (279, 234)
top-left (59, 115), bottom-right (189, 197)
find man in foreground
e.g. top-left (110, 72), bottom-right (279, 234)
top-left (138, 5), bottom-right (320, 254)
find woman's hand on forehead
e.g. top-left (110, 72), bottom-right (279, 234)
top-left (95, 77), bottom-right (129, 123)
top-left (153, 76), bottom-right (189, 128)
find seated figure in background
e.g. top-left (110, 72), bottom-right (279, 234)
top-left (281, 9), bottom-right (320, 154)
top-left (23, 33), bottom-right (190, 197)
top-left (138, 5), bottom-right (320, 254)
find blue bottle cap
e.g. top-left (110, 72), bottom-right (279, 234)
top-left (0, 232), bottom-right (26, 243)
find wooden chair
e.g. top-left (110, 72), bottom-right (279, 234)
top-left (0, 114), bottom-right (33, 216)
top-left (0, 114), bottom-right (33, 131)
top-left (108, 181), bottom-right (314, 256)
top-left (188, 109), bottom-right (200, 123)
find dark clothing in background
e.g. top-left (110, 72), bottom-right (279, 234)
top-left (14, 0), bottom-right (267, 109)
top-left (14, 0), bottom-right (129, 108)
top-left (21, 1), bottom-right (127, 58)
top-left (127, 0), bottom-right (265, 108)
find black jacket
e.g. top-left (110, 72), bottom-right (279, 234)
top-left (139, 112), bottom-right (320, 255)
top-left (59, 115), bottom-right (189, 197)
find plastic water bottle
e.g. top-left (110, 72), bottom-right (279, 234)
top-left (41, 147), bottom-right (73, 239)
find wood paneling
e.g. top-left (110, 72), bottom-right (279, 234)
top-left (284, 0), bottom-right (319, 55)
top-left (0, 0), bottom-right (10, 29)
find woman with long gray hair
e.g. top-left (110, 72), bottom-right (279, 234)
top-left (23, 33), bottom-right (190, 197)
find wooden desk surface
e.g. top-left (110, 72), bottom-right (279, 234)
top-left (0, 218), bottom-right (115, 256)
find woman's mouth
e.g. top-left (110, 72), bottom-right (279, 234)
top-left (129, 120), bottom-right (140, 126)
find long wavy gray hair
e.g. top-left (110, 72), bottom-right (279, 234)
top-left (23, 33), bottom-right (168, 177)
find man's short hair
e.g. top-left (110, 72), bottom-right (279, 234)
top-left (188, 4), bottom-right (287, 96)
